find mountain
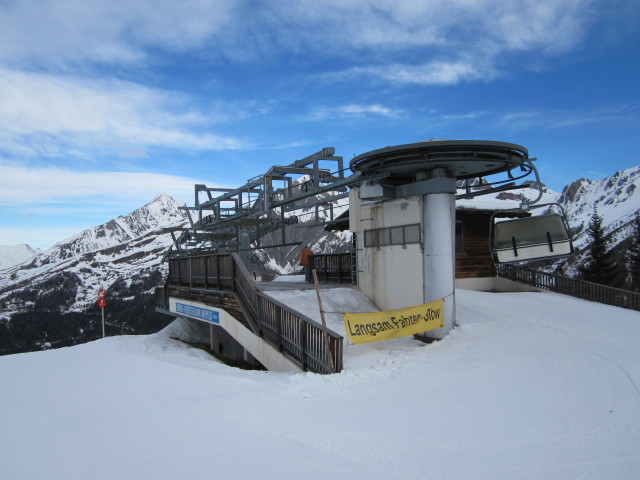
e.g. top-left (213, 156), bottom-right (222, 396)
top-left (0, 194), bottom-right (188, 353)
top-left (1, 167), bottom-right (639, 355)
top-left (0, 244), bottom-right (41, 270)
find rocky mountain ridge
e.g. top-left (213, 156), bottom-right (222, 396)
top-left (558, 167), bottom-right (640, 249)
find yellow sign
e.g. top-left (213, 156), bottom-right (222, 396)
top-left (344, 299), bottom-right (444, 345)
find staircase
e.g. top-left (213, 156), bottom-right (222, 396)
top-left (156, 252), bottom-right (343, 373)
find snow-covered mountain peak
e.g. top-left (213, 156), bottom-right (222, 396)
top-left (0, 244), bottom-right (40, 271)
top-left (42, 195), bottom-right (187, 263)
top-left (559, 177), bottom-right (590, 204)
top-left (146, 193), bottom-right (185, 213)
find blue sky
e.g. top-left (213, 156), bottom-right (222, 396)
top-left (1, 0), bottom-right (639, 250)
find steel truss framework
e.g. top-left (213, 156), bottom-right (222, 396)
top-left (166, 148), bottom-right (353, 259)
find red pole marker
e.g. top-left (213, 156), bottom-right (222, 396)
top-left (97, 292), bottom-right (107, 338)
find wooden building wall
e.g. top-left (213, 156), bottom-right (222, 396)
top-left (455, 210), bottom-right (495, 279)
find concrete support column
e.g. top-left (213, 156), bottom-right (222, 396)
top-left (210, 324), bottom-right (220, 354)
top-left (420, 169), bottom-right (456, 340)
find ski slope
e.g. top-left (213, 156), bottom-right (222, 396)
top-left (0, 289), bottom-right (639, 479)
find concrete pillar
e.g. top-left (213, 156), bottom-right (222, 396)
top-left (419, 169), bottom-right (456, 340)
top-left (209, 324), bottom-right (220, 354)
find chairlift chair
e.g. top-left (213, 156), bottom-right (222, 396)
top-left (490, 206), bottom-right (573, 264)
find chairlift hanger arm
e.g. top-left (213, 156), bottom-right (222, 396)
top-left (454, 157), bottom-right (542, 202)
top-left (519, 157), bottom-right (543, 207)
top-left (516, 202), bottom-right (570, 219)
top-left (455, 182), bottom-right (528, 200)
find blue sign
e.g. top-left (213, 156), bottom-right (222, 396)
top-left (175, 302), bottom-right (220, 324)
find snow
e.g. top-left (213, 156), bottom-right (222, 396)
top-left (1, 288), bottom-right (639, 479)
top-left (272, 274), bottom-right (306, 283)
top-left (0, 244), bottom-right (39, 270)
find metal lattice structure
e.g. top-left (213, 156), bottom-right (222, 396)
top-left (165, 148), bottom-right (353, 260)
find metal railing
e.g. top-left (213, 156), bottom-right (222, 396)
top-left (496, 264), bottom-right (640, 311)
top-left (310, 253), bottom-right (353, 284)
top-left (157, 252), bottom-right (343, 373)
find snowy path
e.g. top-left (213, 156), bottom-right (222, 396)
top-left (0, 289), bottom-right (639, 479)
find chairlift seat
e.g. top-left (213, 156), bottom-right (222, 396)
top-left (491, 213), bottom-right (572, 263)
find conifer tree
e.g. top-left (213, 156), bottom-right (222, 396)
top-left (581, 209), bottom-right (622, 286)
top-left (628, 211), bottom-right (640, 291)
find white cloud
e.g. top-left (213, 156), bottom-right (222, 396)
top-left (0, 0), bottom-right (238, 67)
top-left (339, 105), bottom-right (402, 117)
top-left (273, 0), bottom-right (595, 53)
top-left (344, 59), bottom-right (491, 86)
top-left (0, 69), bottom-right (246, 158)
top-left (432, 104), bottom-right (640, 132)
top-left (307, 104), bottom-right (403, 121)
top-left (0, 165), bottom-right (203, 207)
top-left (0, 0), bottom-right (600, 73)
top-left (0, 226), bottom-right (88, 251)
top-left (441, 111), bottom-right (492, 121)
top-left (497, 105), bottom-right (639, 131)
top-left (259, 0), bottom-right (598, 85)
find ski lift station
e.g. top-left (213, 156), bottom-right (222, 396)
top-left (156, 140), bottom-right (574, 373)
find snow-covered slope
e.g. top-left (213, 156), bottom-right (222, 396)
top-left (0, 244), bottom-right (40, 270)
top-left (1, 288), bottom-right (638, 479)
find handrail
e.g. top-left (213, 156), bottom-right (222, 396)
top-left (496, 264), bottom-right (640, 311)
top-left (161, 252), bottom-right (343, 373)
